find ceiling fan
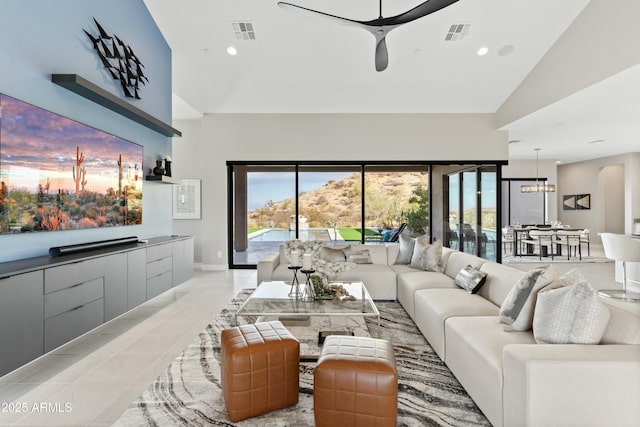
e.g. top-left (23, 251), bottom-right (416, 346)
top-left (278, 0), bottom-right (460, 71)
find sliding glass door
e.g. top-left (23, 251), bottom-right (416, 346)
top-left (444, 165), bottom-right (499, 262)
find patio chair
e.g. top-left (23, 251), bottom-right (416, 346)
top-left (387, 223), bottom-right (407, 243)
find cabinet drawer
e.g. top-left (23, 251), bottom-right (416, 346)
top-left (147, 256), bottom-right (172, 279)
top-left (147, 270), bottom-right (172, 300)
top-left (44, 298), bottom-right (104, 352)
top-left (44, 257), bottom-right (105, 294)
top-left (44, 277), bottom-right (104, 320)
top-left (146, 243), bottom-right (173, 263)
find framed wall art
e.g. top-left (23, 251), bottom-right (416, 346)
top-left (576, 194), bottom-right (591, 210)
top-left (173, 179), bottom-right (201, 219)
top-left (562, 194), bottom-right (576, 210)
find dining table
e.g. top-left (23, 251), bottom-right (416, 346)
top-left (510, 226), bottom-right (583, 257)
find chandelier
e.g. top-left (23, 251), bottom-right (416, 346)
top-left (521, 148), bottom-right (556, 193)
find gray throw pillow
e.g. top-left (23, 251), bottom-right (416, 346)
top-left (410, 237), bottom-right (442, 272)
top-left (499, 265), bottom-right (556, 331)
top-left (321, 247), bottom-right (346, 263)
top-left (533, 279), bottom-right (610, 344)
top-left (343, 249), bottom-right (372, 264)
top-left (454, 265), bottom-right (488, 294)
top-left (395, 234), bottom-right (415, 265)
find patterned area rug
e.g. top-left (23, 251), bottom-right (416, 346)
top-left (113, 290), bottom-right (490, 426)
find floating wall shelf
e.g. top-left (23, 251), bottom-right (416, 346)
top-left (145, 175), bottom-right (182, 184)
top-left (51, 74), bottom-right (182, 137)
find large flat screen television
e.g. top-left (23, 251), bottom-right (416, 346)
top-left (0, 93), bottom-right (143, 234)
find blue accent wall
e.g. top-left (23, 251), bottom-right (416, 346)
top-left (0, 0), bottom-right (175, 262)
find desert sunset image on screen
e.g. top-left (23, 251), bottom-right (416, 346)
top-left (0, 93), bottom-right (143, 234)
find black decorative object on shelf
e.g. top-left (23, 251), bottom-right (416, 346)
top-left (153, 160), bottom-right (165, 176)
top-left (84, 18), bottom-right (148, 99)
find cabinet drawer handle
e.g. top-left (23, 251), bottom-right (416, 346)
top-left (71, 283), bottom-right (83, 288)
top-left (70, 304), bottom-right (84, 311)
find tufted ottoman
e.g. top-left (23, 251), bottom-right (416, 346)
top-left (314, 336), bottom-right (398, 427)
top-left (220, 320), bottom-right (300, 422)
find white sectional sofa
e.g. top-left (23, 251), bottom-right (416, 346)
top-left (257, 242), bottom-right (640, 427)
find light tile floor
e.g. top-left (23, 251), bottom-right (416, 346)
top-left (0, 252), bottom-right (636, 426)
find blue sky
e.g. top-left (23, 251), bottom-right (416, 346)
top-left (247, 171), bottom-right (352, 210)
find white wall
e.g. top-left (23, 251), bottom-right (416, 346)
top-left (557, 152), bottom-right (640, 243)
top-left (0, 0), bottom-right (174, 263)
top-left (502, 159), bottom-right (559, 222)
top-left (173, 113), bottom-right (508, 268)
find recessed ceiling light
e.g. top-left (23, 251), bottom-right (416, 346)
top-left (227, 46), bottom-right (238, 56)
top-left (508, 139), bottom-right (521, 144)
top-left (497, 45), bottom-right (514, 56)
top-left (477, 47), bottom-right (489, 56)
top-left (556, 160), bottom-right (563, 164)
top-left (588, 139), bottom-right (606, 144)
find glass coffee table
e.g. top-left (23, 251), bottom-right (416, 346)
top-left (235, 281), bottom-right (380, 342)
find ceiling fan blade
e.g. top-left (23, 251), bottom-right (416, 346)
top-left (374, 34), bottom-right (389, 72)
top-left (278, 2), bottom-right (366, 29)
top-left (367, 0), bottom-right (460, 26)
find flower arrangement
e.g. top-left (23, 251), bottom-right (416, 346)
top-left (310, 275), bottom-right (355, 302)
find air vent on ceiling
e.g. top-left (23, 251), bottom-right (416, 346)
top-left (232, 22), bottom-right (256, 40)
top-left (445, 23), bottom-right (470, 41)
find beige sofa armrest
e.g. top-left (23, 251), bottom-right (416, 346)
top-left (257, 252), bottom-right (280, 284)
top-left (503, 344), bottom-right (640, 427)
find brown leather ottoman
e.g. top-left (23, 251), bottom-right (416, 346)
top-left (314, 336), bottom-right (398, 427)
top-left (220, 320), bottom-right (300, 422)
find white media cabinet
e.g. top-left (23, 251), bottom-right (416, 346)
top-left (0, 236), bottom-right (194, 377)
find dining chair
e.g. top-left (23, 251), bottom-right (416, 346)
top-left (555, 230), bottom-right (581, 260)
top-left (598, 233), bottom-right (640, 302)
top-left (502, 227), bottom-right (514, 256)
top-left (522, 230), bottom-right (555, 260)
top-left (579, 229), bottom-right (590, 256)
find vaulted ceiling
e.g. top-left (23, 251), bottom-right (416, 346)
top-left (144, 0), bottom-right (640, 163)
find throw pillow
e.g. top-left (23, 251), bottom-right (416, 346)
top-left (533, 279), bottom-right (610, 344)
top-left (395, 234), bottom-right (415, 265)
top-left (410, 237), bottom-right (442, 272)
top-left (343, 249), bottom-right (372, 264)
top-left (499, 265), bottom-right (556, 331)
top-left (321, 247), bottom-right (346, 263)
top-left (454, 265), bottom-right (488, 294)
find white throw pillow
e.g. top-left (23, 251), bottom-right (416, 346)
top-left (321, 247), bottom-right (346, 263)
top-left (533, 279), bottom-right (610, 344)
top-left (343, 248), bottom-right (372, 264)
top-left (410, 237), bottom-right (442, 272)
top-left (499, 265), bottom-right (556, 331)
top-left (395, 234), bottom-right (415, 265)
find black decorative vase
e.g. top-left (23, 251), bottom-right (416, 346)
top-left (153, 160), bottom-right (164, 176)
top-left (164, 160), bottom-right (172, 177)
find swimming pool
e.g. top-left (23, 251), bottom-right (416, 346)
top-left (249, 228), bottom-right (331, 241)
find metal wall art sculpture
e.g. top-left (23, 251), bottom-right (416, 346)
top-left (84, 18), bottom-right (149, 99)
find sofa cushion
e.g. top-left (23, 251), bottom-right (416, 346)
top-left (499, 265), bottom-right (556, 331)
top-left (348, 244), bottom-right (388, 265)
top-left (344, 248), bottom-right (372, 264)
top-left (454, 265), bottom-right (487, 294)
top-left (600, 302), bottom-right (640, 344)
top-left (533, 279), bottom-right (610, 344)
top-left (444, 316), bottom-right (536, 427)
top-left (478, 262), bottom-right (526, 307)
top-left (385, 244), bottom-right (400, 266)
top-left (410, 237), bottom-right (442, 272)
top-left (443, 251), bottom-right (485, 280)
top-left (396, 271), bottom-right (457, 319)
top-left (413, 289), bottom-right (499, 359)
top-left (321, 247), bottom-right (346, 263)
top-left (336, 264), bottom-right (397, 300)
top-left (395, 234), bottom-right (415, 265)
